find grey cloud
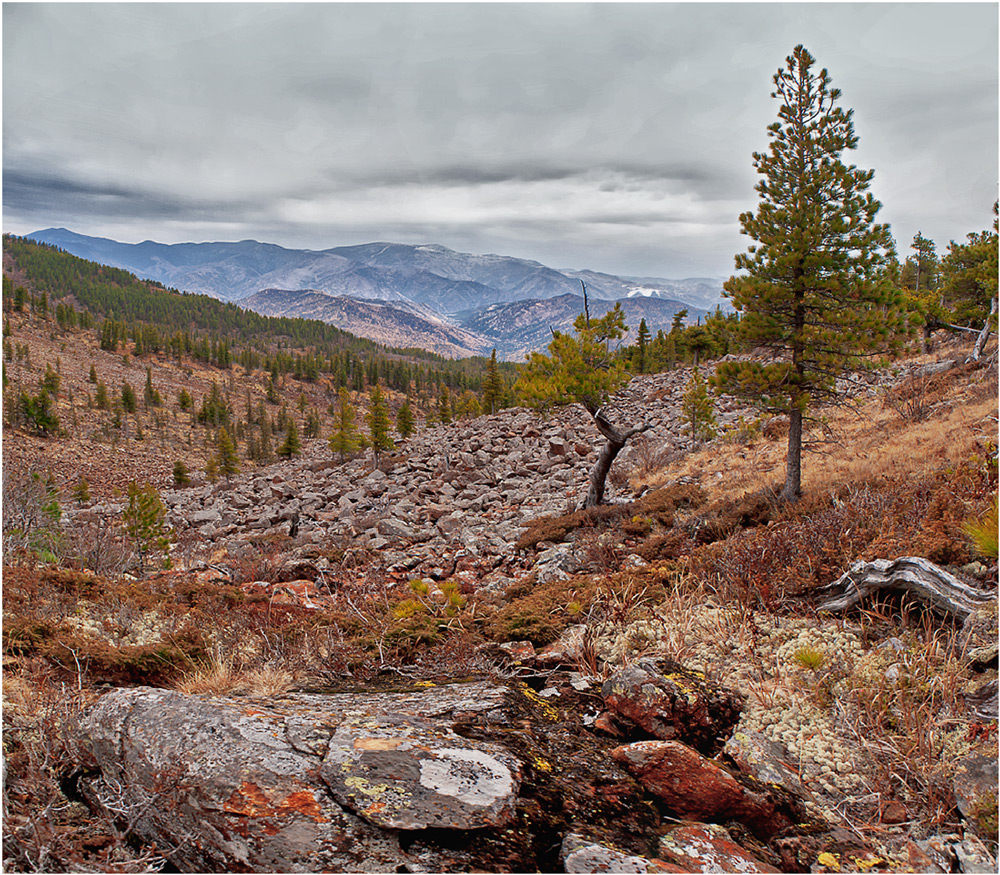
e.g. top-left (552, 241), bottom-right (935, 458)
top-left (2, 2), bottom-right (996, 277)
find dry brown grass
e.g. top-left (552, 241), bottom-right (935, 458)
top-left (172, 654), bottom-right (295, 697)
top-left (638, 358), bottom-right (997, 504)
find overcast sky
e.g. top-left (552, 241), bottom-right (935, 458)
top-left (3, 2), bottom-right (997, 277)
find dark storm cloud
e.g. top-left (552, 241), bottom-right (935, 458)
top-left (2, 2), bottom-right (996, 277)
top-left (4, 168), bottom-right (265, 222)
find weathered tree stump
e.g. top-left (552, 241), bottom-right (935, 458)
top-left (816, 556), bottom-right (995, 622)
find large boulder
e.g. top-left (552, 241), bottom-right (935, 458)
top-left (76, 682), bottom-right (520, 872)
top-left (610, 740), bottom-right (792, 838)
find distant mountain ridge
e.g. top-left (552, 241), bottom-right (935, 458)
top-left (26, 227), bottom-right (723, 358)
top-left (240, 290), bottom-right (488, 359)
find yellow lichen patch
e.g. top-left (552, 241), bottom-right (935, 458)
top-left (344, 776), bottom-right (396, 798)
top-left (817, 851), bottom-right (841, 871)
top-left (851, 855), bottom-right (886, 871)
top-left (519, 683), bottom-right (559, 721)
top-left (354, 737), bottom-right (404, 751)
top-left (414, 680), bottom-right (436, 687)
top-left (662, 673), bottom-right (700, 704)
top-left (532, 756), bottom-right (553, 772)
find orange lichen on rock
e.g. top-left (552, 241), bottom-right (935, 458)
top-left (224, 781), bottom-right (328, 822)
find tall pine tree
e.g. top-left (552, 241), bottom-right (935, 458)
top-left (713, 45), bottom-right (901, 501)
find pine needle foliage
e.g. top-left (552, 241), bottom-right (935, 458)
top-left (329, 387), bottom-right (363, 460)
top-left (713, 45), bottom-right (903, 501)
top-left (367, 384), bottom-right (394, 463)
top-left (123, 481), bottom-right (173, 574)
top-left (396, 398), bottom-right (415, 439)
top-left (517, 305), bottom-right (628, 416)
top-left (682, 368), bottom-right (717, 444)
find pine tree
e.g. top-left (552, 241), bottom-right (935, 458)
top-left (277, 419), bottom-right (302, 457)
top-left (121, 382), bottom-right (137, 414)
top-left (438, 386), bottom-right (452, 425)
top-left (143, 367), bottom-right (162, 407)
top-left (173, 460), bottom-right (191, 487)
top-left (396, 397), bottom-right (415, 438)
top-left (216, 426), bottom-right (240, 480)
top-left (122, 481), bottom-right (173, 574)
top-left (303, 408), bottom-right (321, 438)
top-left (681, 368), bottom-right (717, 444)
top-left (72, 475), bottom-right (91, 505)
top-left (259, 410), bottom-right (274, 462)
top-left (712, 45), bottom-right (901, 502)
top-left (517, 302), bottom-right (648, 507)
top-left (366, 384), bottom-right (394, 464)
top-left (635, 319), bottom-right (651, 373)
top-left (205, 456), bottom-right (220, 483)
top-left (329, 387), bottom-right (363, 460)
top-left (482, 349), bottom-right (504, 414)
top-left (95, 381), bottom-right (110, 410)
top-left (88, 364), bottom-right (98, 383)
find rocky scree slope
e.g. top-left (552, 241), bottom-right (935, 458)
top-left (71, 369), bottom-right (748, 587)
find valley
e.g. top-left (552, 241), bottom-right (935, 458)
top-left (2, 261), bottom-right (997, 872)
top-left (25, 228), bottom-right (721, 360)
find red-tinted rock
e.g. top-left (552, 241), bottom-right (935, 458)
top-left (657, 823), bottom-right (780, 873)
top-left (602, 661), bottom-right (742, 754)
top-left (611, 740), bottom-right (746, 819)
top-left (610, 740), bottom-right (791, 838)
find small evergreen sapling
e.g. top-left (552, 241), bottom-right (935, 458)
top-left (367, 384), bottom-right (394, 464)
top-left (681, 368), bottom-right (717, 444)
top-left (122, 481), bottom-right (173, 573)
top-left (277, 419), bottom-right (302, 457)
top-left (216, 426), bottom-right (240, 479)
top-left (396, 398), bottom-right (415, 439)
top-left (329, 387), bottom-right (363, 460)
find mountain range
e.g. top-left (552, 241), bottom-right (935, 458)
top-left (26, 228), bottom-right (726, 359)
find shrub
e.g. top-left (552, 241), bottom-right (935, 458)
top-left (963, 496), bottom-right (998, 559)
top-left (2, 469), bottom-right (62, 562)
top-left (19, 388), bottom-right (60, 435)
top-left (122, 481), bottom-right (173, 573)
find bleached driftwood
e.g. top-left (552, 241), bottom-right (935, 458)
top-left (817, 556), bottom-right (996, 621)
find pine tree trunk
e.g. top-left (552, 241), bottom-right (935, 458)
top-left (581, 408), bottom-right (650, 509)
top-left (583, 435), bottom-right (626, 508)
top-left (782, 408), bottom-right (803, 502)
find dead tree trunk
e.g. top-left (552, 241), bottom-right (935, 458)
top-left (970, 296), bottom-right (997, 363)
top-left (816, 556), bottom-right (995, 621)
top-left (581, 407), bottom-right (650, 509)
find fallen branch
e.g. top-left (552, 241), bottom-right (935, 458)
top-left (816, 556), bottom-right (995, 621)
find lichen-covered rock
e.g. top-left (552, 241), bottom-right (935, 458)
top-left (912, 834), bottom-right (997, 875)
top-left (602, 660), bottom-right (743, 754)
top-left (723, 729), bottom-right (812, 806)
top-left (952, 753), bottom-right (999, 841)
top-left (76, 682), bottom-right (519, 872)
top-left (560, 833), bottom-right (684, 873)
top-left (657, 823), bottom-right (780, 873)
top-left (322, 714), bottom-right (521, 830)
